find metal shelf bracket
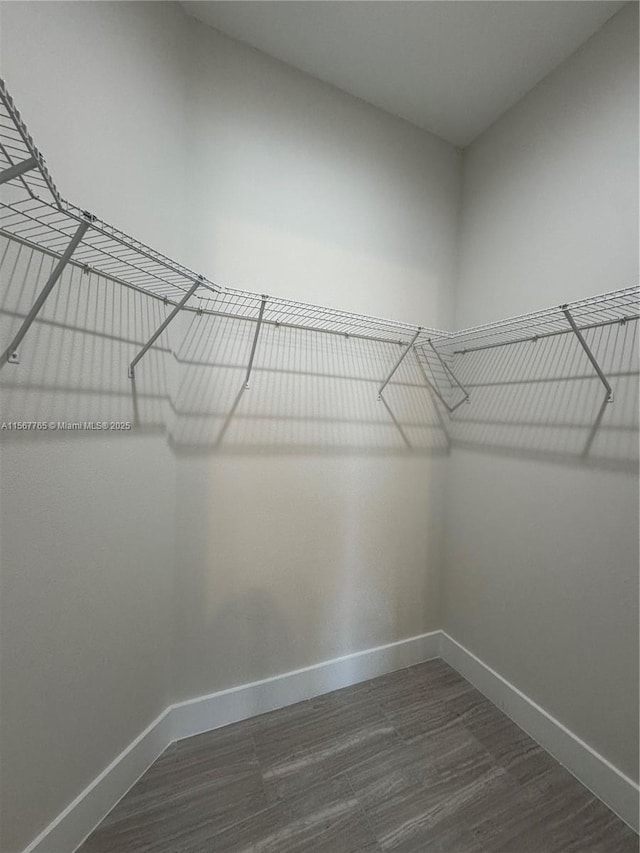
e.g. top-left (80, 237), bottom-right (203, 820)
top-left (0, 80), bottom-right (636, 407)
top-left (377, 328), bottom-right (422, 399)
top-left (128, 278), bottom-right (202, 379)
top-left (427, 340), bottom-right (470, 410)
top-left (562, 305), bottom-right (613, 403)
top-left (412, 348), bottom-right (452, 447)
top-left (3, 218), bottom-right (90, 365)
top-left (244, 295), bottom-right (267, 389)
top-left (413, 347), bottom-right (461, 414)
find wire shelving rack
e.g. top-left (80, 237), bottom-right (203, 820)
top-left (0, 75), bottom-right (637, 411)
top-left (440, 288), bottom-right (640, 407)
top-left (445, 288), bottom-right (639, 355)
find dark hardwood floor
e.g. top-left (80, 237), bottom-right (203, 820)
top-left (78, 659), bottom-right (639, 852)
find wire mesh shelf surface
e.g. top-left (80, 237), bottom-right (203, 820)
top-left (0, 196), bottom-right (219, 303)
top-left (443, 287), bottom-right (640, 354)
top-left (194, 287), bottom-right (444, 345)
top-left (0, 76), bottom-right (448, 348)
top-left (0, 77), bottom-right (60, 207)
top-left (0, 77), bottom-right (222, 309)
top-left (0, 75), bottom-right (638, 409)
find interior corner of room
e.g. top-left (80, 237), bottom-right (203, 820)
top-left (0, 1), bottom-right (638, 852)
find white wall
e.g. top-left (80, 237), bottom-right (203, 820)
top-left (171, 16), bottom-right (459, 705)
top-left (174, 455), bottom-right (446, 701)
top-left (0, 3), bottom-right (460, 850)
top-left (444, 2), bottom-right (639, 781)
top-left (0, 0), bottom-right (190, 260)
top-left (184, 16), bottom-right (460, 323)
top-left (0, 3), bottom-right (188, 850)
top-left (454, 2), bottom-right (638, 326)
top-left (2, 2), bottom-right (637, 850)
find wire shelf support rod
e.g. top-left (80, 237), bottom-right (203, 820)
top-left (3, 218), bottom-right (91, 365)
top-left (244, 296), bottom-right (267, 389)
top-left (129, 278), bottom-right (202, 379)
top-left (378, 328), bottom-right (421, 399)
top-left (414, 347), bottom-right (468, 414)
top-left (428, 339), bottom-right (470, 406)
top-left (562, 305), bottom-right (613, 403)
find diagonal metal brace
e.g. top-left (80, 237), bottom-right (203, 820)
top-left (411, 348), bottom-right (452, 448)
top-left (428, 340), bottom-right (470, 406)
top-left (378, 328), bottom-right (421, 399)
top-left (4, 219), bottom-right (90, 364)
top-left (413, 347), bottom-right (468, 414)
top-left (0, 155), bottom-right (37, 185)
top-left (129, 279), bottom-right (201, 379)
top-left (244, 296), bottom-right (267, 389)
top-left (562, 306), bottom-right (613, 403)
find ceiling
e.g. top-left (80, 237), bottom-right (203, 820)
top-left (181, 1), bottom-right (625, 147)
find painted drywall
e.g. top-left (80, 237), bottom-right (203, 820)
top-left (0, 0), bottom-right (190, 261)
top-left (0, 3), bottom-right (188, 850)
top-left (454, 1), bottom-right (639, 326)
top-left (171, 15), bottom-right (460, 704)
top-left (444, 2), bottom-right (639, 782)
top-left (174, 455), bottom-right (446, 701)
top-left (183, 15), bottom-right (461, 322)
top-left (2, 1), bottom-right (637, 850)
top-left (0, 3), bottom-right (460, 850)
top-left (0, 422), bottom-right (175, 853)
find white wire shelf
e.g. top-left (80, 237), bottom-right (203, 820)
top-left (0, 75), bottom-right (637, 413)
top-left (194, 287), bottom-right (442, 344)
top-left (438, 287), bottom-right (640, 414)
top-left (444, 287), bottom-right (640, 354)
top-left (0, 77), bottom-right (221, 309)
top-left (0, 76), bottom-right (445, 358)
top-left (0, 77), bottom-right (60, 207)
top-left (413, 341), bottom-right (470, 412)
top-left (0, 195), bottom-right (224, 303)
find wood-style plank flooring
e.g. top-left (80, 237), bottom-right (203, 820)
top-left (79, 660), bottom-right (639, 852)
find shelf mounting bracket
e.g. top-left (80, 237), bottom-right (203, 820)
top-left (244, 296), bottom-right (267, 389)
top-left (0, 155), bottom-right (38, 185)
top-left (562, 305), bottom-right (613, 403)
top-left (3, 219), bottom-right (90, 365)
top-left (378, 328), bottom-right (421, 399)
top-left (413, 346), bottom-right (465, 414)
top-left (412, 348), bottom-right (452, 448)
top-left (426, 340), bottom-right (470, 409)
top-left (129, 278), bottom-right (201, 379)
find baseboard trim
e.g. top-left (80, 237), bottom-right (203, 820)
top-left (23, 707), bottom-right (173, 853)
top-left (21, 630), bottom-right (440, 853)
top-left (170, 630), bottom-right (441, 742)
top-left (21, 628), bottom-right (638, 852)
top-left (439, 632), bottom-right (640, 833)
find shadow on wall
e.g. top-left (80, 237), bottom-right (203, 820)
top-left (0, 237), bottom-right (170, 433)
top-left (0, 236), bottom-right (637, 468)
top-left (448, 321), bottom-right (638, 472)
top-left (169, 311), bottom-right (448, 455)
top-left (0, 237), bottom-right (448, 455)
top-left (186, 586), bottom-right (293, 694)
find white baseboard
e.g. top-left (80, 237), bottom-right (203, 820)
top-left (439, 632), bottom-right (640, 833)
top-left (24, 708), bottom-right (173, 853)
top-left (21, 628), bottom-right (638, 852)
top-left (20, 630), bottom-right (440, 853)
top-left (170, 630), bottom-right (441, 742)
